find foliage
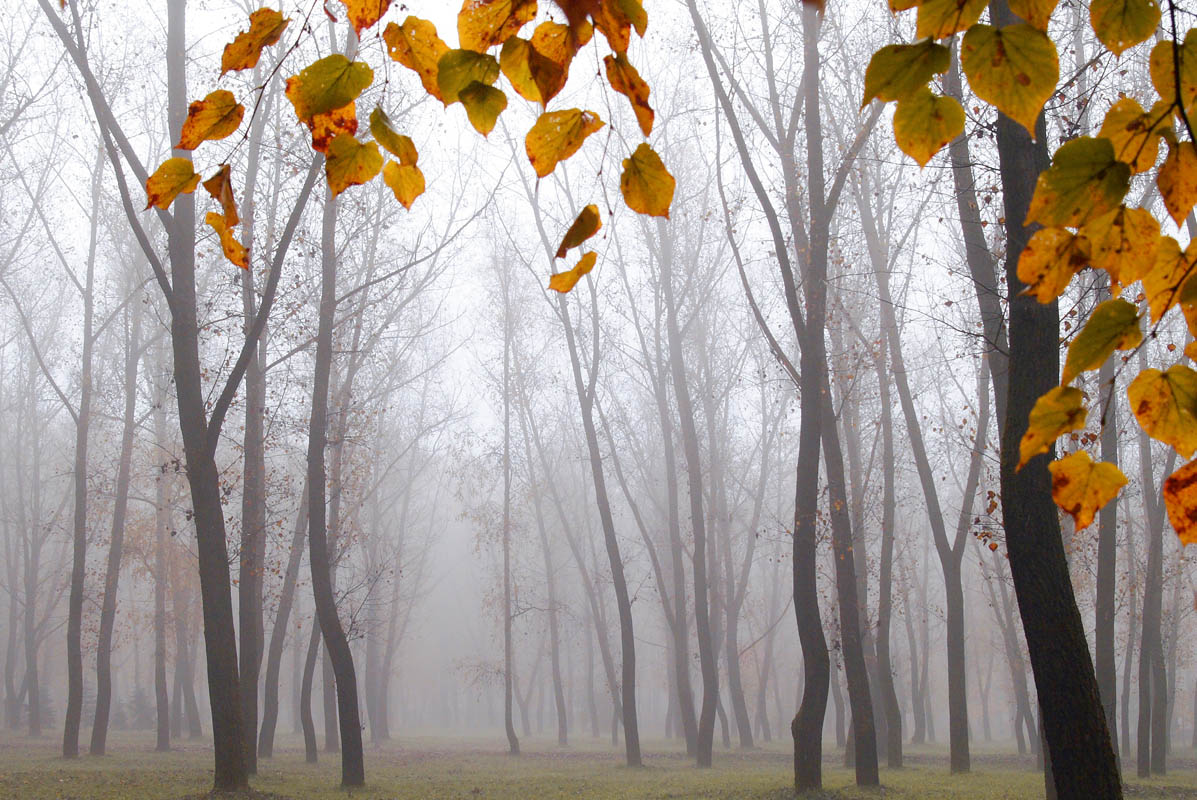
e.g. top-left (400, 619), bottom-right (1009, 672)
top-left (865, 0), bottom-right (1197, 544)
top-left (132, 0), bottom-right (674, 292)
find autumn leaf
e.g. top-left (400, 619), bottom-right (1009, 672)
top-left (1061, 298), bottom-right (1142, 384)
top-left (500, 36), bottom-right (566, 106)
top-left (893, 87), bottom-right (964, 167)
top-left (1018, 385), bottom-right (1087, 469)
top-left (1081, 205), bottom-right (1160, 292)
top-left (861, 39), bottom-right (951, 107)
top-left (960, 23), bottom-right (1058, 137)
top-left (1026, 137), bottom-right (1130, 228)
top-left (604, 53), bottom-right (654, 136)
top-left (548, 251), bottom-right (598, 293)
top-left (325, 134), bottom-right (383, 197)
top-left (1048, 451), bottom-right (1127, 530)
top-left (202, 164), bottom-right (239, 227)
top-left (1016, 227), bottom-right (1091, 303)
top-left (1158, 141), bottom-right (1197, 228)
top-left (1097, 97), bottom-right (1166, 173)
top-left (437, 49), bottom-right (501, 105)
top-left (620, 143), bottom-right (675, 218)
top-left (1089, 0), bottom-right (1160, 56)
top-left (556, 204), bottom-right (602, 258)
top-left (306, 102), bottom-right (358, 154)
top-left (458, 0), bottom-right (537, 53)
top-left (1149, 30), bottom-right (1197, 116)
top-left (1008, 0), bottom-right (1058, 31)
top-left (1128, 364), bottom-right (1197, 458)
top-left (145, 157), bottom-right (201, 210)
top-left (205, 211), bottom-right (248, 269)
top-left (384, 17), bottom-right (450, 101)
top-left (916, 0), bottom-right (988, 40)
top-left (459, 82), bottom-right (508, 136)
top-left (1143, 236), bottom-right (1197, 322)
top-left (525, 108), bottom-right (604, 177)
top-left (592, 0), bottom-right (646, 55)
top-left (1163, 459), bottom-right (1197, 545)
top-left (344, 0), bottom-right (392, 37)
top-left (382, 161), bottom-right (426, 209)
top-left (221, 8), bottom-right (289, 75)
top-left (370, 107), bottom-right (419, 164)
top-left (177, 90), bottom-right (244, 150)
top-left (286, 55), bottom-right (373, 124)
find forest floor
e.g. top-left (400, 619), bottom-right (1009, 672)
top-left (1, 733), bottom-right (1195, 799)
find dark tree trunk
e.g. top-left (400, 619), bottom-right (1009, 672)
top-left (300, 621), bottom-right (320, 764)
top-left (1095, 341), bottom-right (1119, 757)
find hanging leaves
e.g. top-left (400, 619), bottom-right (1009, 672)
top-left (177, 90), bottom-right (244, 150)
top-left (556, 204), bottom-right (602, 258)
top-left (1158, 141), bottom-right (1197, 228)
top-left (145, 157), bottom-right (201, 210)
top-left (1026, 137), bottom-right (1130, 228)
top-left (371, 110), bottom-right (424, 209)
top-left (202, 164), bottom-right (239, 226)
top-left (458, 0), bottom-right (538, 53)
top-left (916, 0), bottom-right (988, 40)
top-left (960, 23), bottom-right (1058, 137)
top-left (591, 0), bottom-right (647, 55)
top-left (525, 108), bottom-right (604, 177)
top-left (1016, 227), bottom-right (1091, 303)
top-left (325, 134), bottom-right (383, 197)
top-left (306, 102), bottom-right (359, 154)
top-left (620, 143), bottom-right (675, 218)
top-left (437, 49), bottom-right (501, 105)
top-left (893, 87), bottom-right (964, 167)
top-left (1163, 459), bottom-right (1197, 546)
top-left (1128, 365), bottom-right (1197, 459)
top-left (1097, 97), bottom-right (1166, 173)
top-left (384, 17), bottom-right (451, 102)
top-left (382, 161), bottom-right (426, 209)
top-left (1142, 236), bottom-right (1197, 323)
top-left (1060, 298), bottom-right (1142, 385)
top-left (1080, 205), bottom-right (1160, 291)
top-left (604, 53), bottom-right (654, 136)
top-left (370, 108), bottom-right (417, 162)
top-left (1090, 0), bottom-right (1160, 56)
top-left (861, 39), bottom-right (950, 107)
top-left (500, 36), bottom-right (567, 106)
top-left (285, 55), bottom-right (373, 124)
top-left (344, 0), bottom-right (392, 37)
top-left (459, 82), bottom-right (508, 136)
top-left (205, 212), bottom-right (249, 269)
top-left (221, 8), bottom-right (289, 75)
top-left (1008, 0), bottom-right (1058, 31)
top-left (548, 251), bottom-right (598, 293)
top-left (1048, 451), bottom-right (1128, 530)
top-left (1149, 30), bottom-right (1197, 115)
top-left (1018, 385), bottom-right (1087, 469)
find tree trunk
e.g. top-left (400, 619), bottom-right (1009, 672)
top-left (502, 267), bottom-right (520, 757)
top-left (1095, 336), bottom-right (1119, 757)
top-left (154, 400), bottom-right (171, 753)
top-left (300, 621), bottom-right (320, 764)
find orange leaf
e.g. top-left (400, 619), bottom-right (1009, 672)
top-left (145, 157), bottom-right (201, 210)
top-left (604, 53), bottom-right (653, 136)
top-left (221, 8), bottom-right (289, 75)
top-left (177, 90), bottom-right (244, 150)
top-left (206, 211), bottom-right (249, 269)
top-left (1164, 459), bottom-right (1197, 545)
top-left (1158, 140), bottom-right (1197, 228)
top-left (345, 0), bottom-right (392, 36)
top-left (499, 36), bottom-right (565, 106)
top-left (384, 17), bottom-right (450, 102)
top-left (556, 204), bottom-right (602, 258)
top-left (458, 0), bottom-right (537, 53)
top-left (202, 164), bottom-right (239, 227)
top-left (307, 102), bottom-right (359, 154)
top-left (525, 108), bottom-right (604, 178)
top-left (1016, 227), bottom-right (1090, 303)
top-left (548, 251), bottom-right (598, 293)
top-left (1048, 451), bottom-right (1127, 530)
top-left (620, 142), bottom-right (674, 218)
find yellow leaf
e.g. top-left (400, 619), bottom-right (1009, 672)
top-left (604, 53), bottom-right (654, 136)
top-left (285, 55), bottom-right (373, 124)
top-left (176, 90), bottom-right (244, 151)
top-left (202, 164), bottom-right (239, 227)
top-left (893, 87), bottom-right (964, 168)
top-left (960, 23), bottom-right (1058, 137)
top-left (556, 204), bottom-right (602, 258)
top-left (306, 102), bottom-right (358, 154)
top-left (1080, 205), bottom-right (1160, 292)
top-left (500, 36), bottom-right (566, 106)
top-left (548, 251), bottom-right (598, 293)
top-left (1097, 97), bottom-right (1166, 173)
top-left (459, 82), bottom-right (507, 136)
top-left (1130, 364), bottom-right (1197, 457)
top-left (221, 8), bottom-right (289, 75)
top-left (862, 39), bottom-right (951, 107)
top-left (458, 0), bottom-right (537, 53)
top-left (1143, 236), bottom-right (1197, 322)
top-left (1158, 141), bottom-right (1197, 228)
top-left (205, 211), bottom-right (249, 269)
top-left (345, 0), bottom-right (392, 36)
top-left (437, 49), bottom-right (501, 105)
top-left (525, 108), bottom-right (604, 178)
top-left (1164, 459), bottom-right (1197, 546)
top-left (1016, 227), bottom-right (1091, 303)
top-left (620, 143), bottom-right (675, 218)
top-left (592, 0), bottom-right (645, 55)
top-left (325, 134), bottom-right (383, 197)
top-left (916, 0), bottom-right (988, 39)
top-left (382, 161), bottom-right (426, 210)
top-left (1026, 137), bottom-right (1130, 228)
top-left (1048, 451), bottom-right (1127, 530)
top-left (145, 157), bottom-right (201, 210)
top-left (1090, 0), bottom-right (1160, 56)
top-left (384, 18), bottom-right (450, 102)
top-left (1061, 298), bottom-right (1142, 384)
top-left (1018, 385), bottom-right (1087, 469)
top-left (1149, 30), bottom-right (1197, 116)
top-left (1008, 0), bottom-right (1058, 31)
top-left (369, 107), bottom-right (418, 164)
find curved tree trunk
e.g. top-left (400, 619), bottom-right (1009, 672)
top-left (300, 621), bottom-right (320, 764)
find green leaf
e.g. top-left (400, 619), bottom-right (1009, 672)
top-left (960, 23), bottom-right (1058, 137)
top-left (325, 134), bottom-right (383, 197)
top-left (1026, 137), bottom-right (1131, 228)
top-left (436, 49), bottom-right (500, 105)
top-left (459, 82), bottom-right (508, 136)
top-left (369, 107), bottom-right (418, 164)
top-left (892, 87), bottom-right (964, 167)
top-left (1061, 298), bottom-right (1142, 384)
top-left (862, 39), bottom-right (950, 107)
top-left (285, 55), bottom-right (373, 124)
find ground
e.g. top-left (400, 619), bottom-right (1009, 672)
top-left (1, 733), bottom-right (1195, 799)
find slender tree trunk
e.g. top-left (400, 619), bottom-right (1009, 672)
top-left (502, 268), bottom-right (520, 757)
top-left (1095, 338), bottom-right (1119, 757)
top-left (154, 401), bottom-right (171, 752)
top-left (301, 621), bottom-right (320, 764)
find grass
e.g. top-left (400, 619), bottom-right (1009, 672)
top-left (0, 733), bottom-right (1194, 799)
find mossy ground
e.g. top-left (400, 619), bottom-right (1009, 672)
top-left (0, 733), bottom-right (1194, 799)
